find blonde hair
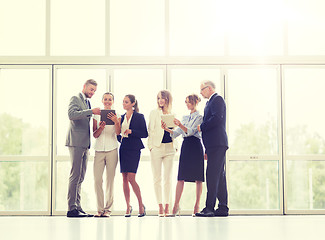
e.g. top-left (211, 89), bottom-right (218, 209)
top-left (157, 90), bottom-right (172, 112)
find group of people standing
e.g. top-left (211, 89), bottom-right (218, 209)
top-left (65, 79), bottom-right (229, 218)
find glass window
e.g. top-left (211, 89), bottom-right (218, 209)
top-left (287, 160), bottom-right (325, 210)
top-left (50, 0), bottom-right (105, 56)
top-left (225, 0), bottom-right (284, 56)
top-left (287, 0), bottom-right (325, 55)
top-left (110, 0), bottom-right (165, 56)
top-left (0, 161), bottom-right (49, 211)
top-left (228, 160), bottom-right (280, 210)
top-left (0, 0), bottom-right (45, 55)
top-left (169, 0), bottom-right (224, 56)
top-left (228, 68), bottom-right (279, 155)
top-left (283, 68), bottom-right (325, 155)
top-left (0, 68), bottom-right (50, 156)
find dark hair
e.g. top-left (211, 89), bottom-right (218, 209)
top-left (125, 94), bottom-right (139, 112)
top-left (102, 92), bottom-right (114, 100)
top-left (186, 94), bottom-right (201, 106)
top-left (157, 90), bottom-right (172, 112)
top-left (85, 79), bottom-right (97, 86)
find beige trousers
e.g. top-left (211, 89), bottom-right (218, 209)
top-left (150, 142), bottom-right (176, 205)
top-left (93, 149), bottom-right (118, 212)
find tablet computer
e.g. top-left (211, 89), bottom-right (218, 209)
top-left (161, 114), bottom-right (176, 128)
top-left (100, 110), bottom-right (116, 125)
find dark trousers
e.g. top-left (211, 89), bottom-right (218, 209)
top-left (205, 146), bottom-right (228, 211)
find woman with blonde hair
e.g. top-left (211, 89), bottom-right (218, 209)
top-left (162, 94), bottom-right (204, 217)
top-left (148, 90), bottom-right (177, 216)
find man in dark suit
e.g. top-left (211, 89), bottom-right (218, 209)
top-left (196, 80), bottom-right (229, 217)
top-left (66, 79), bottom-right (101, 217)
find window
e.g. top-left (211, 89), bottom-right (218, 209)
top-left (169, 0), bottom-right (224, 56)
top-left (227, 67), bottom-right (281, 211)
top-left (0, 67), bottom-right (51, 212)
top-left (0, 0), bottom-right (45, 56)
top-left (110, 0), bottom-right (165, 56)
top-left (283, 66), bottom-right (325, 211)
top-left (50, 0), bottom-right (105, 56)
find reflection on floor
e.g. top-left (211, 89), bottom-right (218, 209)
top-left (0, 215), bottom-right (324, 240)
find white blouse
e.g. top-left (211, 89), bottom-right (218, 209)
top-left (93, 114), bottom-right (118, 152)
top-left (121, 113), bottom-right (133, 138)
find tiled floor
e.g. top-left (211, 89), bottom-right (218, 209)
top-left (0, 215), bottom-right (324, 240)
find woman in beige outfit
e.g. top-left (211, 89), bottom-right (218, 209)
top-left (93, 92), bottom-right (121, 217)
top-left (148, 90), bottom-right (177, 216)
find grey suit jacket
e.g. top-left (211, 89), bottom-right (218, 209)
top-left (65, 93), bottom-right (93, 148)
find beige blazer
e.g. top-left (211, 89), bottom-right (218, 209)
top-left (148, 109), bottom-right (178, 151)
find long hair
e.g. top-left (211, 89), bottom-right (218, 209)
top-left (125, 94), bottom-right (139, 112)
top-left (157, 90), bottom-right (172, 112)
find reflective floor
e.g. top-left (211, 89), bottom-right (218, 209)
top-left (0, 215), bottom-right (324, 240)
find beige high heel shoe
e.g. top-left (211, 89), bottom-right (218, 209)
top-left (192, 206), bottom-right (200, 217)
top-left (166, 207), bottom-right (181, 217)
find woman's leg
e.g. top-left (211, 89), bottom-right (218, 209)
top-left (127, 172), bottom-right (145, 214)
top-left (93, 152), bottom-right (106, 213)
top-left (104, 149), bottom-right (118, 213)
top-left (194, 181), bottom-right (203, 214)
top-left (150, 147), bottom-right (164, 214)
top-left (172, 180), bottom-right (184, 214)
top-left (122, 172), bottom-right (131, 214)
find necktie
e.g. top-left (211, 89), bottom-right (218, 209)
top-left (85, 99), bottom-right (91, 109)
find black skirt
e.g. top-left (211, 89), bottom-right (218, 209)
top-left (119, 147), bottom-right (141, 173)
top-left (177, 136), bottom-right (204, 182)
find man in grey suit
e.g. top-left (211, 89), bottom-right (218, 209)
top-left (66, 79), bottom-right (101, 217)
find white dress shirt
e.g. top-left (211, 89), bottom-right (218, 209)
top-left (93, 114), bottom-right (119, 152)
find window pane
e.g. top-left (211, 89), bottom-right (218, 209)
top-left (284, 68), bottom-right (325, 155)
top-left (110, 0), bottom-right (165, 56)
top-left (287, 0), bottom-right (325, 55)
top-left (229, 160), bottom-right (280, 210)
top-left (228, 68), bottom-right (279, 155)
top-left (287, 160), bottom-right (325, 210)
top-left (169, 0), bottom-right (224, 56)
top-left (0, 161), bottom-right (49, 211)
top-left (0, 68), bottom-right (50, 156)
top-left (226, 0), bottom-right (284, 56)
top-left (170, 68), bottom-right (221, 118)
top-left (55, 68), bottom-right (108, 156)
top-left (0, 0), bottom-right (45, 55)
top-left (112, 68), bottom-right (164, 121)
top-left (51, 0), bottom-right (105, 56)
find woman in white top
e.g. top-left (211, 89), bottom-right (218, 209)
top-left (93, 92), bottom-right (121, 217)
top-left (148, 90), bottom-right (177, 216)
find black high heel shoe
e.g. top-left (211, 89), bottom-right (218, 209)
top-left (138, 205), bottom-right (146, 217)
top-left (124, 206), bottom-right (132, 217)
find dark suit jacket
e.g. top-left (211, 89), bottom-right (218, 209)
top-left (118, 111), bottom-right (148, 150)
top-left (200, 93), bottom-right (228, 149)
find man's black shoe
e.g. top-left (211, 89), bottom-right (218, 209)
top-left (67, 209), bottom-right (88, 218)
top-left (195, 208), bottom-right (215, 217)
top-left (214, 208), bottom-right (229, 217)
top-left (79, 209), bottom-right (94, 217)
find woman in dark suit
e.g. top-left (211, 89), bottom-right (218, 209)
top-left (118, 94), bottom-right (148, 217)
